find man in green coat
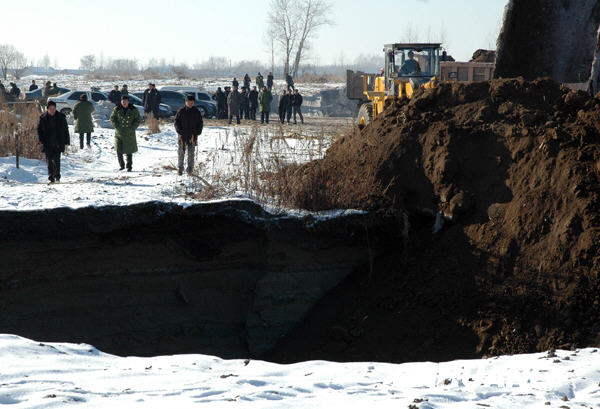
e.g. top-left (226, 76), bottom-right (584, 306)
top-left (110, 95), bottom-right (141, 171)
top-left (72, 93), bottom-right (95, 149)
top-left (258, 86), bottom-right (273, 124)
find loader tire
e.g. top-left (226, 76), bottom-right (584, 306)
top-left (357, 102), bottom-right (373, 130)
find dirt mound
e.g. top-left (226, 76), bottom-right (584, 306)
top-left (470, 49), bottom-right (496, 63)
top-left (272, 78), bottom-right (600, 361)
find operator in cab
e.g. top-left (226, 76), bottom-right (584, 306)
top-left (399, 51), bottom-right (421, 75)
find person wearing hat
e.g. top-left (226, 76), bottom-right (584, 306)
top-left (37, 101), bottom-right (70, 183)
top-left (121, 84), bottom-right (129, 97)
top-left (110, 95), bottom-right (141, 171)
top-left (174, 95), bottom-right (203, 176)
top-left (72, 93), bottom-right (95, 149)
top-left (142, 83), bottom-right (161, 120)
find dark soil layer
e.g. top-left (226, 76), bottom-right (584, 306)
top-left (270, 78), bottom-right (600, 362)
top-left (495, 0), bottom-right (600, 83)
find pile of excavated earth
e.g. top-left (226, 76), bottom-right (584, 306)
top-left (270, 78), bottom-right (600, 363)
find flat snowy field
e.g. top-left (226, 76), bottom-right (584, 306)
top-left (1, 334), bottom-right (599, 409)
top-left (0, 120), bottom-right (345, 212)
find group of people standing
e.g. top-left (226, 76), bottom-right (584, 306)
top-left (211, 72), bottom-right (303, 125)
top-left (0, 80), bottom-right (21, 101)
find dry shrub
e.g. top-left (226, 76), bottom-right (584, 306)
top-left (0, 102), bottom-right (44, 160)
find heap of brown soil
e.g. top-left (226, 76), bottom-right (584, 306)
top-left (470, 49), bottom-right (496, 63)
top-left (271, 78), bottom-right (600, 362)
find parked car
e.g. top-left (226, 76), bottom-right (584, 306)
top-left (48, 90), bottom-right (144, 118)
top-left (149, 88), bottom-right (215, 117)
top-left (22, 87), bottom-right (70, 102)
top-left (108, 92), bottom-right (172, 118)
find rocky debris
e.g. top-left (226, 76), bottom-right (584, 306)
top-left (271, 78), bottom-right (600, 362)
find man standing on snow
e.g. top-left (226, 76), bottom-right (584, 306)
top-left (227, 85), bottom-right (241, 125)
top-left (286, 73), bottom-right (294, 91)
top-left (279, 89), bottom-right (290, 124)
top-left (37, 101), bottom-right (70, 183)
top-left (73, 93), bottom-right (95, 149)
top-left (174, 95), bottom-right (203, 176)
top-left (243, 74), bottom-right (251, 91)
top-left (258, 86), bottom-right (272, 124)
top-left (248, 86), bottom-right (259, 120)
top-left (240, 87), bottom-right (249, 120)
top-left (110, 95), bottom-right (141, 172)
top-left (292, 89), bottom-right (304, 124)
top-left (108, 85), bottom-right (121, 105)
top-left (142, 83), bottom-right (161, 120)
top-left (256, 72), bottom-right (264, 90)
top-left (212, 87), bottom-right (226, 119)
top-left (267, 72), bottom-right (274, 92)
top-left (232, 77), bottom-right (239, 88)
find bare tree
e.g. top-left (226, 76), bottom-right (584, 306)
top-left (291, 0), bottom-right (333, 78)
top-left (268, 0), bottom-right (298, 77)
top-left (171, 64), bottom-right (189, 79)
top-left (0, 44), bottom-right (17, 80)
top-left (10, 51), bottom-right (28, 79)
top-left (38, 54), bottom-right (50, 69)
top-left (80, 54), bottom-right (96, 71)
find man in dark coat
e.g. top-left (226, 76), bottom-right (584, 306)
top-left (212, 87), bottom-right (227, 119)
top-left (278, 89), bottom-right (290, 124)
top-left (108, 85), bottom-right (121, 105)
top-left (142, 83), bottom-right (161, 119)
top-left (37, 101), bottom-right (70, 183)
top-left (232, 77), bottom-right (239, 88)
top-left (243, 74), bottom-right (251, 91)
top-left (267, 72), bottom-right (274, 92)
top-left (174, 95), bottom-right (204, 176)
top-left (285, 89), bottom-right (293, 123)
top-left (286, 73), bottom-right (295, 91)
top-left (248, 86), bottom-right (259, 120)
top-left (240, 87), bottom-right (249, 120)
top-left (224, 86), bottom-right (231, 119)
top-left (121, 84), bottom-right (129, 97)
top-left (41, 81), bottom-right (51, 98)
top-left (292, 89), bottom-right (304, 124)
top-left (29, 80), bottom-right (38, 91)
top-left (227, 86), bottom-right (241, 125)
top-left (9, 83), bottom-right (20, 100)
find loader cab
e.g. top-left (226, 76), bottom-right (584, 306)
top-left (384, 43), bottom-right (441, 95)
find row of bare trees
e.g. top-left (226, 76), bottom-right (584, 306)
top-left (0, 44), bottom-right (29, 80)
top-left (266, 0), bottom-right (334, 78)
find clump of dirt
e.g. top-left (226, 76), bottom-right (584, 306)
top-left (470, 49), bottom-right (496, 63)
top-left (273, 78), bottom-right (600, 362)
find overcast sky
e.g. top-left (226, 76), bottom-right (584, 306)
top-left (3, 0), bottom-right (507, 68)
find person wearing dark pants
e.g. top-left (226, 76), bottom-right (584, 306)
top-left (278, 89), bottom-right (289, 124)
top-left (285, 90), bottom-right (293, 123)
top-left (37, 101), bottom-right (70, 183)
top-left (258, 87), bottom-right (272, 124)
top-left (292, 89), bottom-right (304, 124)
top-left (227, 86), bottom-right (241, 125)
top-left (249, 86), bottom-right (258, 120)
top-left (174, 95), bottom-right (204, 176)
top-left (110, 95), bottom-right (141, 172)
top-left (73, 93), bottom-right (95, 149)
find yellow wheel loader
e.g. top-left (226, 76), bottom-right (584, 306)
top-left (347, 43), bottom-right (442, 129)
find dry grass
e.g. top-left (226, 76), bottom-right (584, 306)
top-left (187, 122), bottom-right (350, 209)
top-left (295, 72), bottom-right (345, 84)
top-left (0, 102), bottom-right (44, 160)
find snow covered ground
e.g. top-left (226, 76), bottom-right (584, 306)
top-left (1, 334), bottom-right (599, 409)
top-left (0, 120), bottom-right (343, 212)
top-left (15, 74), bottom-right (344, 96)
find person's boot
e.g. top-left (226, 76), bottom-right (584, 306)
top-left (87, 134), bottom-right (91, 148)
top-left (178, 169), bottom-right (183, 176)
